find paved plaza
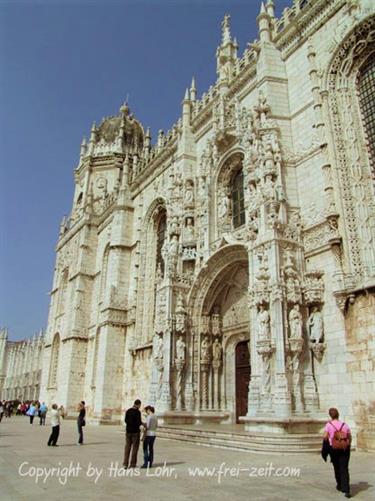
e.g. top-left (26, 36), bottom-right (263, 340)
top-left (1, 416), bottom-right (374, 501)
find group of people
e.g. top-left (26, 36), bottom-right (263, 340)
top-left (2, 397), bottom-right (351, 494)
top-left (47, 401), bottom-right (86, 447)
top-left (0, 399), bottom-right (48, 424)
top-left (124, 399), bottom-right (158, 469)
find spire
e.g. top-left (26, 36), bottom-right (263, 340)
top-left (80, 137), bottom-right (87, 159)
top-left (257, 1), bottom-right (272, 42)
top-left (190, 77), bottom-right (196, 101)
top-left (183, 87), bottom-right (190, 102)
top-left (221, 14), bottom-right (232, 44)
top-left (266, 0), bottom-right (275, 17)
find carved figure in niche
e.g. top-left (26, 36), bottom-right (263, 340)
top-left (153, 333), bottom-right (163, 359)
top-left (289, 304), bottom-right (303, 340)
top-left (308, 306), bottom-right (324, 343)
top-left (212, 337), bottom-right (222, 362)
top-left (262, 174), bottom-right (276, 201)
top-left (184, 217), bottom-right (194, 241)
top-left (256, 304), bottom-right (271, 341)
top-left (184, 180), bottom-right (194, 207)
top-left (173, 172), bottom-right (183, 198)
top-left (176, 335), bottom-right (186, 361)
top-left (201, 336), bottom-right (211, 362)
top-left (218, 189), bottom-right (229, 219)
top-left (248, 182), bottom-right (259, 214)
top-left (169, 215), bottom-right (180, 236)
top-left (211, 305), bottom-right (221, 336)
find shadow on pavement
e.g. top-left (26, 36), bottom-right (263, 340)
top-left (351, 481), bottom-right (373, 496)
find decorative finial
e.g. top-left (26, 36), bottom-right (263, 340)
top-left (120, 101), bottom-right (130, 115)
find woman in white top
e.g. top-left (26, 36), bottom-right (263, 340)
top-left (141, 406), bottom-right (158, 468)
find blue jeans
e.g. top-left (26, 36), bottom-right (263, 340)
top-left (143, 436), bottom-right (156, 467)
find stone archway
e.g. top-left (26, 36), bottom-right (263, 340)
top-left (187, 243), bottom-right (250, 422)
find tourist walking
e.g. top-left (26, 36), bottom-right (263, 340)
top-left (321, 407), bottom-right (352, 498)
top-left (47, 404), bottom-right (64, 446)
top-left (142, 405), bottom-right (158, 468)
top-left (77, 401), bottom-right (86, 445)
top-left (39, 402), bottom-right (48, 425)
top-left (27, 402), bottom-right (37, 424)
top-left (123, 399), bottom-right (142, 469)
top-left (0, 400), bottom-right (4, 422)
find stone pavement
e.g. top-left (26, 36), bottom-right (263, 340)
top-left (1, 416), bottom-right (374, 501)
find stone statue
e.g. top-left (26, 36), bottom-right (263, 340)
top-left (184, 217), bottom-right (194, 241)
top-left (153, 333), bottom-right (163, 359)
top-left (263, 174), bottom-right (276, 201)
top-left (212, 338), bottom-right (222, 362)
top-left (256, 304), bottom-right (271, 341)
top-left (201, 336), bottom-right (211, 362)
top-left (184, 180), bottom-right (194, 206)
top-left (218, 190), bottom-right (229, 219)
top-left (176, 335), bottom-right (186, 361)
top-left (289, 304), bottom-right (303, 340)
top-left (308, 306), bottom-right (324, 343)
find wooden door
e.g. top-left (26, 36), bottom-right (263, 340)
top-left (235, 341), bottom-right (250, 423)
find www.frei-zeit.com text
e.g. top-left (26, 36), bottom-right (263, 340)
top-left (18, 461), bottom-right (301, 485)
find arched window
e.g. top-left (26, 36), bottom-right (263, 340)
top-left (49, 333), bottom-right (60, 387)
top-left (358, 56), bottom-right (375, 182)
top-left (156, 209), bottom-right (167, 276)
top-left (231, 170), bottom-right (245, 228)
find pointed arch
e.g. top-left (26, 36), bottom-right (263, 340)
top-left (136, 197), bottom-right (168, 345)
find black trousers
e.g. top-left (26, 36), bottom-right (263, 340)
top-left (29, 415), bottom-right (34, 424)
top-left (48, 425), bottom-right (60, 446)
top-left (40, 413), bottom-right (46, 425)
top-left (331, 449), bottom-right (350, 494)
top-left (77, 421), bottom-right (84, 444)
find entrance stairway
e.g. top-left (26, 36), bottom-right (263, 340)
top-left (157, 424), bottom-right (322, 454)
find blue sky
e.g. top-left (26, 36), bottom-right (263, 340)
top-left (0, 0), bottom-right (291, 341)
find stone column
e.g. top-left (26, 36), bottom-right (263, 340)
top-left (175, 358), bottom-right (185, 411)
top-left (270, 242), bottom-right (292, 417)
top-left (212, 360), bottom-right (221, 410)
top-left (200, 362), bottom-right (210, 410)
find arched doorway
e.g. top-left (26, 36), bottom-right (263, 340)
top-left (187, 243), bottom-right (251, 422)
top-left (235, 341), bottom-right (250, 423)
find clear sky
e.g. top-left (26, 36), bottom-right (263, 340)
top-left (0, 0), bottom-right (292, 341)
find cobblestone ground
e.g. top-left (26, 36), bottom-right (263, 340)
top-left (1, 416), bottom-right (374, 501)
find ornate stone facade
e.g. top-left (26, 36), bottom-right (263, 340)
top-left (36, 0), bottom-right (374, 449)
top-left (0, 328), bottom-right (45, 401)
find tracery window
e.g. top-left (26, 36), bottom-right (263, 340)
top-left (155, 209), bottom-right (167, 276)
top-left (231, 170), bottom-right (245, 228)
top-left (49, 333), bottom-right (60, 387)
top-left (358, 55), bottom-right (375, 184)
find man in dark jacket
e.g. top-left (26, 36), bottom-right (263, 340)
top-left (123, 399), bottom-right (142, 468)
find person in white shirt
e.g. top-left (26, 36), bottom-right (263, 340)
top-left (47, 404), bottom-right (64, 446)
top-left (141, 406), bottom-right (158, 468)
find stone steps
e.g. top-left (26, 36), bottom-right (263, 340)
top-left (157, 425), bottom-right (322, 454)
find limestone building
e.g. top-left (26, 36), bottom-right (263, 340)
top-left (39, 0), bottom-right (374, 449)
top-left (0, 328), bottom-right (45, 401)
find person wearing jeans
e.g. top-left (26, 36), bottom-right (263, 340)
top-left (142, 405), bottom-right (158, 468)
